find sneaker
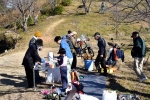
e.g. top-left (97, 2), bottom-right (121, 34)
top-left (140, 77), bottom-right (148, 82)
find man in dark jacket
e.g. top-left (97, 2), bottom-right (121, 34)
top-left (131, 31), bottom-right (147, 82)
top-left (22, 39), bottom-right (43, 88)
top-left (94, 32), bottom-right (107, 76)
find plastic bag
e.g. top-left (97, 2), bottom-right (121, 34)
top-left (46, 67), bottom-right (61, 83)
top-left (102, 90), bottom-right (117, 100)
top-left (118, 94), bottom-right (140, 100)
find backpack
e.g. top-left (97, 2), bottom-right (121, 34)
top-left (72, 81), bottom-right (84, 94)
top-left (110, 48), bottom-right (124, 62)
top-left (66, 38), bottom-right (74, 49)
top-left (116, 49), bottom-right (124, 62)
top-left (113, 48), bottom-right (118, 61)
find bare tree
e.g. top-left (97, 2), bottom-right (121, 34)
top-left (107, 0), bottom-right (150, 27)
top-left (0, 0), bottom-right (8, 15)
top-left (7, 0), bottom-right (37, 31)
top-left (47, 0), bottom-right (58, 10)
top-left (82, 0), bottom-right (93, 14)
top-left (32, 1), bottom-right (44, 25)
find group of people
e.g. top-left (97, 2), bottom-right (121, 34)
top-left (22, 30), bottom-right (80, 91)
top-left (93, 31), bottom-right (148, 82)
top-left (22, 30), bottom-right (148, 92)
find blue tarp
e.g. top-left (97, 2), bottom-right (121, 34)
top-left (61, 74), bottom-right (106, 100)
top-left (80, 75), bottom-right (106, 100)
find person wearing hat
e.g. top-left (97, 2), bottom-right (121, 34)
top-left (56, 48), bottom-right (68, 96)
top-left (93, 32), bottom-right (107, 76)
top-left (22, 39), bottom-right (43, 88)
top-left (54, 36), bottom-right (73, 84)
top-left (29, 31), bottom-right (42, 46)
top-left (131, 31), bottom-right (148, 82)
top-left (68, 31), bottom-right (80, 69)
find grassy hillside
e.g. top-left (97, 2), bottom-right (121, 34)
top-left (10, 0), bottom-right (150, 50)
top-left (1, 0), bottom-right (150, 99)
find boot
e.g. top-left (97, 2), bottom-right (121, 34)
top-left (97, 68), bottom-right (101, 74)
top-left (103, 68), bottom-right (107, 76)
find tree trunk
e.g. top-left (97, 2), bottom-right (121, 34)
top-left (33, 10), bottom-right (40, 25)
top-left (22, 14), bottom-right (29, 31)
top-left (23, 21), bottom-right (28, 31)
top-left (82, 0), bottom-right (92, 14)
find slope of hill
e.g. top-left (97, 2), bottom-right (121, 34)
top-left (0, 0), bottom-right (150, 100)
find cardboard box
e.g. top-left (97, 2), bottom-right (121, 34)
top-left (82, 53), bottom-right (93, 60)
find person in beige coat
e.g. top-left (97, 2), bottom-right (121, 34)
top-left (68, 31), bottom-right (80, 69)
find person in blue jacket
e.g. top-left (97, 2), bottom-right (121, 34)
top-left (54, 36), bottom-right (73, 84)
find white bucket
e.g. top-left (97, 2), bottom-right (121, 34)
top-left (84, 60), bottom-right (93, 71)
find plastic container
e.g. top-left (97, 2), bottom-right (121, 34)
top-left (41, 58), bottom-right (46, 63)
top-left (84, 60), bottom-right (93, 71)
top-left (48, 52), bottom-right (54, 61)
top-left (81, 34), bottom-right (86, 41)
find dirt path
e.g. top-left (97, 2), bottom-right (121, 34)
top-left (0, 19), bottom-right (68, 100)
top-left (0, 18), bottom-right (88, 100)
top-left (40, 18), bottom-right (65, 45)
top-left (45, 18), bottom-right (65, 35)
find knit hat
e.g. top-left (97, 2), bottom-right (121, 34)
top-left (34, 31), bottom-right (42, 37)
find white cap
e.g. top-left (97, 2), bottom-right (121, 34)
top-left (70, 31), bottom-right (77, 35)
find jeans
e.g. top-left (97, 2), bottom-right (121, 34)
top-left (101, 8), bottom-right (104, 14)
top-left (108, 60), bottom-right (116, 67)
top-left (60, 66), bottom-right (68, 90)
top-left (133, 57), bottom-right (146, 79)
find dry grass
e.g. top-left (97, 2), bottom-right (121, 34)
top-left (0, 0), bottom-right (150, 100)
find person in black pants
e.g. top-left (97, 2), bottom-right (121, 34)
top-left (66, 31), bottom-right (79, 69)
top-left (22, 39), bottom-right (43, 88)
top-left (93, 32), bottom-right (107, 76)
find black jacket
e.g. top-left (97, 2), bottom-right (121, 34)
top-left (22, 43), bottom-right (41, 68)
top-left (97, 37), bottom-right (106, 56)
